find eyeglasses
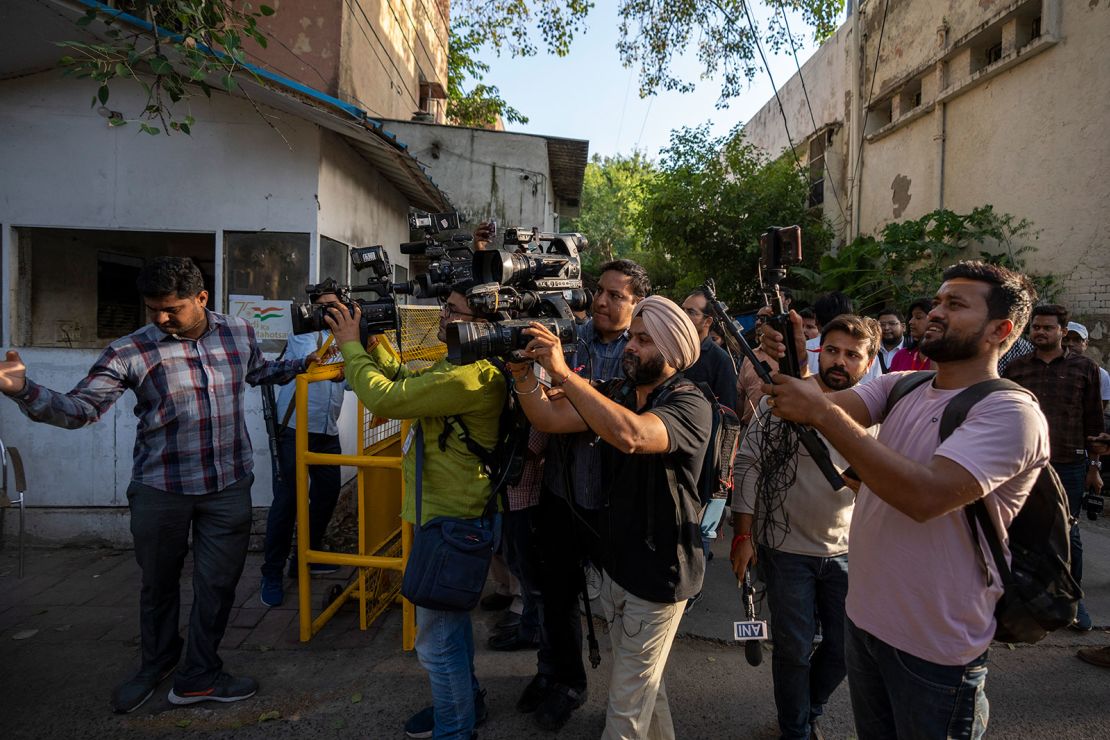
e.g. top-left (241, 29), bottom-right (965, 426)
top-left (878, 321), bottom-right (902, 328)
top-left (440, 303), bottom-right (475, 320)
top-left (683, 307), bottom-right (705, 319)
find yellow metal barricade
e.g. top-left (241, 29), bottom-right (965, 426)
top-left (294, 305), bottom-right (446, 650)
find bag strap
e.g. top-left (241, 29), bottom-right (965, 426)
top-left (882, 370), bottom-right (936, 420)
top-left (936, 378), bottom-right (1032, 588)
top-left (415, 422), bottom-right (425, 527)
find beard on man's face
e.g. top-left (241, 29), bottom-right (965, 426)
top-left (622, 352), bottom-right (666, 385)
top-left (818, 364), bottom-right (854, 391)
top-left (919, 319), bottom-right (986, 363)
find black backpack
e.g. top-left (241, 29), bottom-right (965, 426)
top-left (660, 379), bottom-right (743, 509)
top-left (885, 371), bottom-right (1082, 644)
top-left (439, 361), bottom-right (529, 506)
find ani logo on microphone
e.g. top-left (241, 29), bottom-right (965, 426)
top-left (733, 620), bottom-right (769, 641)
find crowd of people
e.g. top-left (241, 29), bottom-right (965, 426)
top-left (1, 248), bottom-right (1108, 739)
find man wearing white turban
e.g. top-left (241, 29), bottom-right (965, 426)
top-left (510, 295), bottom-right (711, 740)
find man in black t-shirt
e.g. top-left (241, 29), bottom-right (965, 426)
top-left (512, 295), bottom-right (711, 740)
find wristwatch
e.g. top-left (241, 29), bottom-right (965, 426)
top-left (1089, 459), bottom-right (1102, 470)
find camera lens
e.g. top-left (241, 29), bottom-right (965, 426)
top-left (446, 321), bottom-right (500, 365)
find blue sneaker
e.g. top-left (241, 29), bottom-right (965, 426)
top-left (260, 576), bottom-right (284, 608)
top-left (1071, 600), bottom-right (1093, 632)
top-left (288, 559), bottom-right (341, 577)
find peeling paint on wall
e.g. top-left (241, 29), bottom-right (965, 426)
top-left (891, 174), bottom-right (912, 217)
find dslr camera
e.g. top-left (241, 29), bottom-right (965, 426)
top-left (446, 228), bottom-right (590, 365)
top-left (289, 245), bottom-right (412, 343)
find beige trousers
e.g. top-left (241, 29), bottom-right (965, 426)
top-left (599, 571), bottom-right (687, 740)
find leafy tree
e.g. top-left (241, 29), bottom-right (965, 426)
top-left (639, 123), bottom-right (831, 306)
top-left (791, 206), bottom-right (1059, 315)
top-left (58, 1), bottom-right (273, 136)
top-left (564, 152), bottom-right (655, 270)
top-left (618, 0), bottom-right (843, 106)
top-left (449, 0), bottom-right (842, 122)
top-left (447, 28), bottom-right (527, 127)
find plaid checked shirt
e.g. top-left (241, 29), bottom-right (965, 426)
top-left (11, 311), bottom-right (305, 494)
top-left (1003, 348), bottom-right (1103, 464)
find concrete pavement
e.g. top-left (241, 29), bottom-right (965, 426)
top-left (1, 516), bottom-right (1108, 739)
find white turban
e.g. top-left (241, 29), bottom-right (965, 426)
top-left (631, 295), bottom-right (701, 371)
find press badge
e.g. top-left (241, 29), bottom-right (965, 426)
top-left (402, 425), bottom-right (416, 455)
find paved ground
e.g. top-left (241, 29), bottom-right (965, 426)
top-left (2, 517), bottom-right (1109, 739)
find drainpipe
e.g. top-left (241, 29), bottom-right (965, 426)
top-left (849, 0), bottom-right (864, 240)
top-left (934, 22), bottom-right (950, 212)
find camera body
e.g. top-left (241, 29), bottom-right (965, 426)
top-left (289, 245), bottom-right (407, 340)
top-left (447, 230), bottom-right (589, 365)
top-left (1084, 487), bottom-right (1104, 521)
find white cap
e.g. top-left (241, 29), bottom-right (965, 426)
top-left (1066, 321), bottom-right (1088, 340)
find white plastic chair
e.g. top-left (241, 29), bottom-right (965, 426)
top-left (0, 437), bottom-right (27, 577)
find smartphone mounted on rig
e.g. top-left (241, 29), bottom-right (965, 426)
top-left (759, 226), bottom-right (803, 377)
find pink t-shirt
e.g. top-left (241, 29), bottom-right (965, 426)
top-left (848, 372), bottom-right (1049, 665)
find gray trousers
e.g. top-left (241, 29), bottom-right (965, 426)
top-left (127, 475), bottom-right (253, 691)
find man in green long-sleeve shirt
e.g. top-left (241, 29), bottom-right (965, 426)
top-left (326, 284), bottom-right (506, 740)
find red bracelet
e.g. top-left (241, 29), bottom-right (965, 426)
top-left (552, 369), bottom-right (572, 387)
top-left (730, 532), bottom-right (752, 558)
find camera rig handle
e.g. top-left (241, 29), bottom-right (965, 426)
top-left (701, 280), bottom-right (844, 491)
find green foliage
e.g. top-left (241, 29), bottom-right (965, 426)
top-left (449, 1), bottom-right (841, 125)
top-left (58, 1), bottom-right (272, 135)
top-left (617, 0), bottom-right (843, 106)
top-left (639, 124), bottom-right (832, 305)
top-left (447, 28), bottom-right (527, 127)
top-left (792, 206), bottom-right (1058, 314)
top-left (564, 152), bottom-right (656, 270)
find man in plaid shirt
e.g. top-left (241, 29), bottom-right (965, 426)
top-left (0, 257), bottom-right (308, 713)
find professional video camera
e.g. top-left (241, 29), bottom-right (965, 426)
top-left (401, 210), bottom-right (474, 298)
top-left (289, 245), bottom-right (410, 341)
top-left (446, 228), bottom-right (591, 365)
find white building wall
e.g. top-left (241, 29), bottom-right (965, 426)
top-left (0, 74), bottom-right (411, 543)
top-left (384, 121), bottom-right (557, 231)
top-left (742, 0), bottom-right (1110, 337)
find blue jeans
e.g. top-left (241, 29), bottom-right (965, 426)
top-left (846, 618), bottom-right (989, 740)
top-left (700, 498), bottom-right (728, 560)
top-left (413, 514), bottom-right (499, 739)
top-left (261, 428), bottom-right (342, 580)
top-left (760, 548), bottom-right (849, 739)
top-left (1053, 461), bottom-right (1086, 586)
top-left (415, 606), bottom-right (481, 739)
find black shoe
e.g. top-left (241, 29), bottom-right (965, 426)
top-left (167, 673), bottom-right (258, 705)
top-left (488, 627), bottom-right (540, 651)
top-left (111, 662), bottom-right (176, 714)
top-left (516, 674), bottom-right (553, 714)
top-left (493, 611), bottom-right (522, 632)
top-left (534, 683), bottom-right (586, 731)
top-left (683, 590), bottom-right (703, 615)
top-left (480, 592), bottom-right (514, 611)
top-left (404, 689), bottom-right (488, 738)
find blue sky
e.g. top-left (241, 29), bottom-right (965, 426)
top-left (474, 3), bottom-right (847, 161)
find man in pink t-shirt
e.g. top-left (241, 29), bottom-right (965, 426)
top-left (761, 261), bottom-right (1048, 740)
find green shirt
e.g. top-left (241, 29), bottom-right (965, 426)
top-left (340, 340), bottom-right (507, 525)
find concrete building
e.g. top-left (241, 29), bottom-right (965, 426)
top-left (742, 0), bottom-right (1110, 359)
top-left (385, 120), bottom-right (589, 232)
top-left (0, 0), bottom-right (454, 544)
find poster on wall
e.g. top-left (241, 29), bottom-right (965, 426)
top-left (228, 294), bottom-right (292, 344)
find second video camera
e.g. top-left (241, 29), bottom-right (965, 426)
top-left (289, 245), bottom-right (410, 340)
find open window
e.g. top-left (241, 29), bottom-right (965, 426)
top-left (13, 228), bottom-right (215, 349)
